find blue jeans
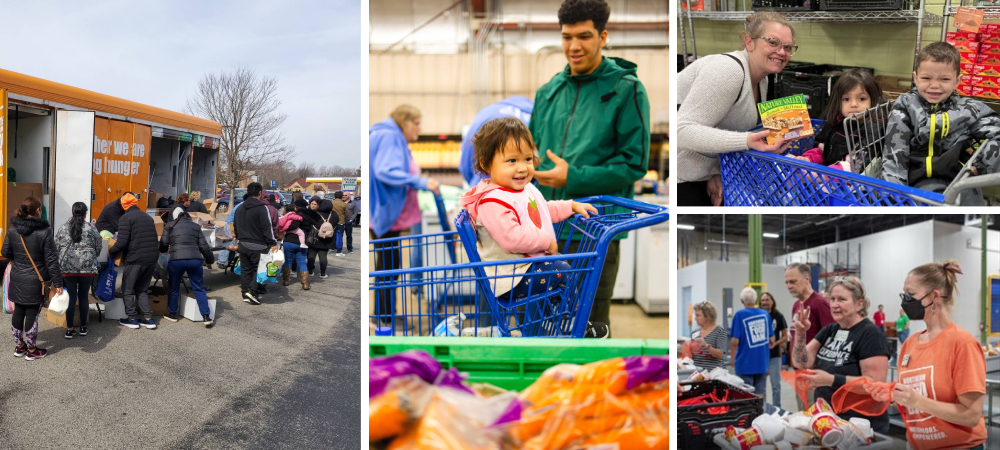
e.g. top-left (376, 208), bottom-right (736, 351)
top-left (898, 329), bottom-right (909, 344)
top-left (167, 259), bottom-right (210, 316)
top-left (767, 356), bottom-right (782, 408)
top-left (282, 242), bottom-right (309, 272)
top-left (740, 373), bottom-right (768, 398)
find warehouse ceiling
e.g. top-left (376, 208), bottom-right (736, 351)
top-left (369, 0), bottom-right (668, 52)
top-left (676, 215), bottom-right (1000, 248)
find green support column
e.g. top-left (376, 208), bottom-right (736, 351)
top-left (749, 215), bottom-right (763, 301)
top-left (982, 214), bottom-right (988, 345)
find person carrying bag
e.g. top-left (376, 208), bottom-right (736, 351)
top-left (1, 197), bottom-right (63, 361)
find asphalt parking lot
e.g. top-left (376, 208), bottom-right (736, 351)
top-left (0, 228), bottom-right (361, 449)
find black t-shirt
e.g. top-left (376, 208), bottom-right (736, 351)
top-left (768, 310), bottom-right (788, 359)
top-left (813, 318), bottom-right (891, 432)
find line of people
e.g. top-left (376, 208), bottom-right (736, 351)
top-left (5, 182), bottom-right (353, 361)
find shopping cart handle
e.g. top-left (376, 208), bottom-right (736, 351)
top-left (943, 144), bottom-right (1000, 205)
top-left (572, 195), bottom-right (667, 215)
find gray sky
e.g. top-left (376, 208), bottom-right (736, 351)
top-left (0, 0), bottom-right (359, 167)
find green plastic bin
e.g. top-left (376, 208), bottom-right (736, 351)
top-left (370, 337), bottom-right (668, 391)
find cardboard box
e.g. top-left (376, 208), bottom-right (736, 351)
top-left (978, 53), bottom-right (1000, 64)
top-left (963, 74), bottom-right (1000, 87)
top-left (180, 295), bottom-right (217, 321)
top-left (152, 215), bottom-right (164, 236)
top-left (972, 86), bottom-right (1000, 99)
top-left (962, 62), bottom-right (977, 74)
top-left (982, 24), bottom-right (1000, 33)
top-left (191, 212), bottom-right (215, 225)
top-left (148, 193), bottom-right (165, 209)
top-left (149, 294), bottom-right (170, 316)
top-left (960, 51), bottom-right (980, 64)
top-left (951, 41), bottom-right (981, 53)
top-left (107, 238), bottom-right (123, 266)
top-left (972, 63), bottom-right (1000, 76)
top-left (44, 296), bottom-right (100, 328)
top-left (947, 31), bottom-right (980, 42)
top-left (980, 32), bottom-right (1000, 44)
top-left (959, 84), bottom-right (976, 96)
top-left (980, 42), bottom-right (1000, 55)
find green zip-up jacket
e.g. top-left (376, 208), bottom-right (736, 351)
top-left (530, 56), bottom-right (650, 203)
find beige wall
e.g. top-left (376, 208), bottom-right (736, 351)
top-left (370, 48), bottom-right (669, 135)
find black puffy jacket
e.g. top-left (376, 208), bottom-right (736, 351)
top-left (307, 201), bottom-right (339, 251)
top-left (159, 214), bottom-right (215, 263)
top-left (95, 196), bottom-right (126, 234)
top-left (234, 198), bottom-right (277, 247)
top-left (186, 201), bottom-right (209, 214)
top-left (110, 206), bottom-right (160, 265)
top-left (1, 216), bottom-right (63, 306)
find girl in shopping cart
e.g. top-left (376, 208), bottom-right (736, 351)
top-left (791, 69), bottom-right (886, 174)
top-left (458, 117), bottom-right (609, 338)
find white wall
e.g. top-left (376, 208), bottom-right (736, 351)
top-left (190, 147), bottom-right (218, 198)
top-left (677, 260), bottom-right (787, 337)
top-left (7, 114), bottom-right (53, 185)
top-left (779, 220), bottom-right (1000, 338)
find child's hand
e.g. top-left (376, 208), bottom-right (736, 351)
top-left (572, 202), bottom-right (598, 218)
top-left (547, 239), bottom-right (559, 255)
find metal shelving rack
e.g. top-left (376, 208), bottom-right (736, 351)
top-left (680, 1), bottom-right (941, 71)
top-left (940, 3), bottom-right (1000, 108)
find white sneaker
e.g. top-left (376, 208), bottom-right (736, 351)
top-left (336, 253), bottom-right (346, 257)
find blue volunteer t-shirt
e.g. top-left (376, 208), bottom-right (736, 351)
top-left (731, 307), bottom-right (773, 376)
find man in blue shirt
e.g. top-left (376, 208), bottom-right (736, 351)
top-left (730, 287), bottom-right (774, 397)
top-left (458, 96), bottom-right (533, 187)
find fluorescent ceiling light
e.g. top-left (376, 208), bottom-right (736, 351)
top-left (763, 233), bottom-right (780, 239)
top-left (677, 224), bottom-right (695, 230)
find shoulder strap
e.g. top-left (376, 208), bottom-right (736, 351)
top-left (17, 233), bottom-right (44, 283)
top-left (722, 54), bottom-right (746, 105)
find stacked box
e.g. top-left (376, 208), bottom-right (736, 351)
top-left (950, 29), bottom-right (1000, 100)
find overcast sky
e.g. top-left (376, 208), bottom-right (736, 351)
top-left (0, 0), bottom-right (359, 167)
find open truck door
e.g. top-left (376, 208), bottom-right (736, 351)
top-left (54, 110), bottom-right (96, 229)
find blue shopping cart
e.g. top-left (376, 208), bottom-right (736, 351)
top-left (719, 113), bottom-right (998, 206)
top-left (369, 196), bottom-right (668, 338)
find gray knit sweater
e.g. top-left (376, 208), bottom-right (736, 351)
top-left (677, 50), bottom-right (771, 183)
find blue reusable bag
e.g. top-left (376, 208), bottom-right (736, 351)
top-left (95, 263), bottom-right (117, 302)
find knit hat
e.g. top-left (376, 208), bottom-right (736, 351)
top-left (120, 193), bottom-right (139, 211)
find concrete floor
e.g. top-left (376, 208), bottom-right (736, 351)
top-left (0, 228), bottom-right (362, 449)
top-left (609, 302), bottom-right (669, 339)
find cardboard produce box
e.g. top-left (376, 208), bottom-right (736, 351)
top-left (107, 238), bottom-right (124, 266)
top-left (45, 295), bottom-right (99, 328)
top-left (152, 215), bottom-right (164, 236)
top-left (948, 31), bottom-right (980, 42)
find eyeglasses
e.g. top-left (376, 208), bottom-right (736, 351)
top-left (754, 36), bottom-right (798, 56)
top-left (899, 291), bottom-right (932, 304)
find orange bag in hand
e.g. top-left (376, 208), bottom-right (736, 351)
top-left (780, 369), bottom-right (814, 407)
top-left (832, 377), bottom-right (897, 416)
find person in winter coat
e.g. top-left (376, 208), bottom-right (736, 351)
top-left (330, 191), bottom-right (349, 257)
top-left (278, 204), bottom-right (310, 289)
top-left (233, 182), bottom-right (279, 305)
top-left (353, 195), bottom-right (361, 227)
top-left (95, 193), bottom-right (135, 236)
top-left (163, 193), bottom-right (192, 223)
top-left (54, 202), bottom-right (102, 339)
top-left (159, 208), bottom-right (216, 327)
top-left (307, 197), bottom-right (338, 279)
top-left (109, 193), bottom-right (160, 329)
top-left (528, 0), bottom-right (650, 332)
top-left (344, 193), bottom-right (358, 253)
top-left (186, 190), bottom-right (209, 214)
top-left (2, 197), bottom-right (63, 361)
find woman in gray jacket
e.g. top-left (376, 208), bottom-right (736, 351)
top-left (55, 202), bottom-right (102, 339)
top-left (677, 11), bottom-right (796, 206)
top-left (159, 208), bottom-right (216, 327)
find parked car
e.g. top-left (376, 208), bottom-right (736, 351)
top-left (216, 188), bottom-right (247, 214)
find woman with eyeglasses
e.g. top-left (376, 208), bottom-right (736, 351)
top-left (791, 276), bottom-right (890, 433)
top-left (676, 11), bottom-right (797, 206)
top-left (889, 261), bottom-right (986, 450)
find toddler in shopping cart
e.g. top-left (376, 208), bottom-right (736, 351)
top-left (458, 117), bottom-right (609, 337)
top-left (792, 69), bottom-right (886, 175)
top-left (882, 42), bottom-right (1000, 203)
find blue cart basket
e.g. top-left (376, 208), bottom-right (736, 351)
top-left (369, 195), bottom-right (668, 338)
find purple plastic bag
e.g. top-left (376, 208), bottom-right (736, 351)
top-left (623, 355), bottom-right (670, 391)
top-left (369, 350), bottom-right (473, 398)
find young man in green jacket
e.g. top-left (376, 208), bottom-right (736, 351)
top-left (531, 0), bottom-right (650, 333)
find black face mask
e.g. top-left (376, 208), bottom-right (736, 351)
top-left (899, 291), bottom-right (932, 320)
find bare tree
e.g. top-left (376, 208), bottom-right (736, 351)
top-left (295, 162), bottom-right (317, 179)
top-left (186, 66), bottom-right (294, 189)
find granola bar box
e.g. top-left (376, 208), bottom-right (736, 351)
top-left (757, 94), bottom-right (814, 145)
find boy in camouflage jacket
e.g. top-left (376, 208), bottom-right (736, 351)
top-left (883, 42), bottom-right (1000, 203)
